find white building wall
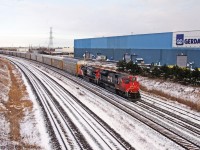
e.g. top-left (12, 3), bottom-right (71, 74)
top-left (55, 47), bottom-right (74, 53)
top-left (173, 30), bottom-right (200, 48)
top-left (17, 47), bottom-right (29, 52)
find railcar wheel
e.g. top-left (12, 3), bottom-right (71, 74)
top-left (115, 89), bottom-right (119, 95)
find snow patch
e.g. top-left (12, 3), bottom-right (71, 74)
top-left (19, 67), bottom-right (52, 150)
top-left (139, 76), bottom-right (200, 103)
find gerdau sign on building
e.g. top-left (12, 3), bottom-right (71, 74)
top-left (173, 30), bottom-right (200, 48)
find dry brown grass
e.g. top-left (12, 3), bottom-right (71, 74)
top-left (0, 77), bottom-right (9, 86)
top-left (0, 58), bottom-right (41, 149)
top-left (140, 85), bottom-right (200, 112)
top-left (0, 70), bottom-right (9, 77)
top-left (0, 60), bottom-right (9, 86)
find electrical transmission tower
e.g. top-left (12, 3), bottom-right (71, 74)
top-left (48, 27), bottom-right (53, 49)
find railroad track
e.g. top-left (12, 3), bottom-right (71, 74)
top-left (136, 99), bottom-right (200, 134)
top-left (3, 55), bottom-right (200, 149)
top-left (12, 60), bottom-right (84, 149)
top-left (26, 59), bottom-right (200, 150)
top-left (141, 92), bottom-right (200, 121)
top-left (8, 57), bottom-right (134, 150)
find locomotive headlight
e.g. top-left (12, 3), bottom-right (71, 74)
top-left (129, 86), bottom-right (136, 93)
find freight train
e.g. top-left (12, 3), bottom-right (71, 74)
top-left (0, 50), bottom-right (141, 100)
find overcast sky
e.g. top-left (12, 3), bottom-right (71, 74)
top-left (0, 0), bottom-right (199, 47)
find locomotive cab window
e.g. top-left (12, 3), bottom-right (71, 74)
top-left (123, 78), bottom-right (130, 84)
top-left (132, 77), bottom-right (136, 81)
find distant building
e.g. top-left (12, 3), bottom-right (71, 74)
top-left (74, 30), bottom-right (200, 68)
top-left (55, 47), bottom-right (74, 54)
top-left (17, 47), bottom-right (29, 52)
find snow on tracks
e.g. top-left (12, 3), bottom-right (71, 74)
top-left (7, 57), bottom-right (133, 150)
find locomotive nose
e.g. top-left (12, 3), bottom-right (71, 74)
top-left (127, 82), bottom-right (140, 93)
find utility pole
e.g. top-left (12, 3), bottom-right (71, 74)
top-left (48, 27), bottom-right (53, 50)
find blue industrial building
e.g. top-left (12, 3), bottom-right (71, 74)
top-left (74, 31), bottom-right (200, 68)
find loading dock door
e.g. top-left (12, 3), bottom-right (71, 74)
top-left (177, 55), bottom-right (187, 67)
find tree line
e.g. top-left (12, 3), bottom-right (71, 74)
top-left (117, 60), bottom-right (200, 86)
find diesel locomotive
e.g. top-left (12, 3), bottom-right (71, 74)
top-left (79, 65), bottom-right (140, 100)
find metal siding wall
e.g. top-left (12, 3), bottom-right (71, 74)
top-left (74, 48), bottom-right (200, 67)
top-left (74, 48), bottom-right (85, 58)
top-left (130, 49), bottom-right (161, 64)
top-left (113, 49), bottom-right (131, 60)
top-left (107, 36), bottom-right (128, 49)
top-left (43, 57), bottom-right (52, 65)
top-left (74, 40), bottom-right (78, 48)
top-left (161, 50), bottom-right (178, 65)
top-left (86, 48), bottom-right (114, 60)
top-left (25, 53), bottom-right (31, 59)
top-left (107, 37), bottom-right (120, 49)
top-left (91, 38), bottom-right (107, 48)
top-left (37, 55), bottom-right (43, 62)
top-left (161, 49), bottom-right (200, 67)
top-left (186, 49), bottom-right (200, 67)
top-left (74, 39), bottom-right (91, 48)
top-left (21, 53), bottom-right (26, 58)
top-left (127, 33), bottom-right (172, 49)
top-left (75, 48), bottom-right (117, 60)
top-left (31, 54), bottom-right (37, 60)
top-left (75, 32), bottom-right (173, 49)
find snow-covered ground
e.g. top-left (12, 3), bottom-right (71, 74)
top-left (139, 76), bottom-right (200, 105)
top-left (0, 59), bottom-right (11, 148)
top-left (0, 58), bottom-right (50, 149)
top-left (21, 59), bottom-right (200, 149)
top-left (37, 65), bottom-right (184, 150)
top-left (1, 56), bottom-right (199, 150)
top-left (20, 67), bottom-right (51, 149)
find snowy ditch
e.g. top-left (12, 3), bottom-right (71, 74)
top-left (0, 58), bottom-right (50, 149)
top-left (139, 76), bottom-right (200, 105)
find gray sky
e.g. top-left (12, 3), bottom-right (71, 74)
top-left (0, 0), bottom-right (199, 47)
